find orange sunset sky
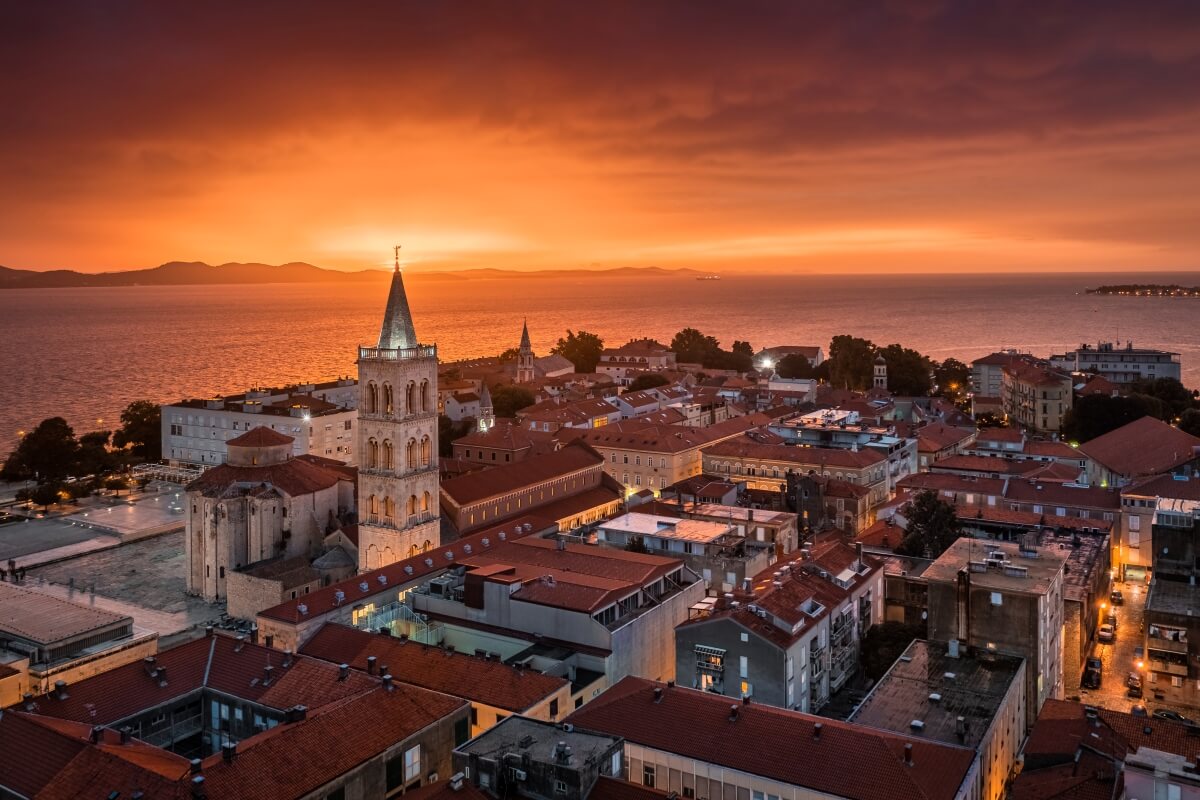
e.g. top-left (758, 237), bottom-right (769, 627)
top-left (3, 2), bottom-right (1200, 274)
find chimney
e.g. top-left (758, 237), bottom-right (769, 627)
top-left (729, 704), bottom-right (739, 721)
top-left (22, 692), bottom-right (34, 711)
top-left (379, 664), bottom-right (389, 677)
top-left (366, 655), bottom-right (377, 675)
top-left (263, 665), bottom-right (274, 686)
top-left (205, 625), bottom-right (214, 637)
top-left (234, 635), bottom-right (246, 653)
top-left (222, 742), bottom-right (237, 764)
top-left (667, 680), bottom-right (675, 689)
top-left (855, 541), bottom-right (864, 568)
top-left (286, 704), bottom-right (308, 723)
top-left (282, 649), bottom-right (293, 668)
top-left (120, 726), bottom-right (132, 744)
top-left (338, 663), bottom-right (350, 681)
top-left (191, 775), bottom-right (206, 799)
top-left (190, 758), bottom-right (203, 775)
top-left (90, 725), bottom-right (104, 744)
top-left (557, 536), bottom-right (566, 551)
top-left (449, 773), bottom-right (466, 791)
top-left (653, 687), bottom-right (664, 703)
top-left (54, 680), bottom-right (69, 700)
top-left (250, 624), bottom-right (259, 645)
top-left (382, 673), bottom-right (394, 691)
top-left (904, 743), bottom-right (913, 765)
top-left (813, 722), bottom-right (823, 739)
top-left (742, 695), bottom-right (751, 706)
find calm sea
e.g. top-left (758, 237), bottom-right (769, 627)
top-left (2, 271), bottom-right (1198, 454)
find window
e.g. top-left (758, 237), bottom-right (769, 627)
top-left (1129, 515), bottom-right (1141, 532)
top-left (549, 699), bottom-right (559, 717)
top-left (643, 765), bottom-right (656, 788)
top-left (990, 592), bottom-right (1003, 606)
top-left (327, 789), bottom-right (346, 800)
top-left (454, 716), bottom-right (469, 746)
top-left (739, 655), bottom-right (748, 678)
top-left (556, 781), bottom-right (569, 795)
top-left (404, 745), bottom-right (421, 782)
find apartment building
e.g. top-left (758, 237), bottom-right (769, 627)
top-left (1048, 341), bottom-right (1181, 384)
top-left (1000, 361), bottom-right (1073, 435)
top-left (1119, 471), bottom-right (1200, 579)
top-left (924, 538), bottom-right (1067, 728)
top-left (162, 378), bottom-right (358, 466)
top-left (1078, 415), bottom-right (1200, 489)
top-left (597, 339), bottom-right (677, 384)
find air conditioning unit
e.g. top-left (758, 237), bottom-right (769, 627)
top-left (510, 768), bottom-right (528, 782)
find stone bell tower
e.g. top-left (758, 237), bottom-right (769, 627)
top-left (356, 247), bottom-right (440, 570)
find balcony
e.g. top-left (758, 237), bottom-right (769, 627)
top-left (1147, 634), bottom-right (1188, 655)
top-left (1147, 653), bottom-right (1189, 677)
top-left (358, 344), bottom-right (438, 361)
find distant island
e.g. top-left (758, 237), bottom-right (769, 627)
top-left (0, 261), bottom-right (703, 289)
top-left (1087, 283), bottom-right (1200, 297)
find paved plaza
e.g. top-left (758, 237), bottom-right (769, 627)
top-left (0, 516), bottom-right (112, 562)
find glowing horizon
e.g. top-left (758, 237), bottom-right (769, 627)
top-left (4, 3), bottom-right (1200, 275)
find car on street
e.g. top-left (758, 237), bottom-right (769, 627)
top-left (1131, 705), bottom-right (1148, 717)
top-left (1082, 665), bottom-right (1102, 689)
top-left (1098, 624), bottom-right (1116, 643)
top-left (1110, 589), bottom-right (1125, 605)
top-left (1105, 611), bottom-right (1118, 629)
top-left (1127, 672), bottom-right (1144, 698)
top-left (1153, 709), bottom-right (1193, 724)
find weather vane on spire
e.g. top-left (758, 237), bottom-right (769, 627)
top-left (393, 244), bottom-right (402, 273)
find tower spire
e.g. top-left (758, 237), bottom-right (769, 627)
top-left (520, 318), bottom-right (532, 351)
top-left (378, 245), bottom-right (417, 350)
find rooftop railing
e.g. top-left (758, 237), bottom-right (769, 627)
top-left (358, 344), bottom-right (438, 361)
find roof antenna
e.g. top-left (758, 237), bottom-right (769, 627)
top-left (393, 244), bottom-right (402, 273)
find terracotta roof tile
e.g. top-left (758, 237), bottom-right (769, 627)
top-left (186, 455), bottom-right (343, 497)
top-left (227, 426), bottom-right (295, 448)
top-left (1078, 416), bottom-right (1200, 477)
top-left (300, 623), bottom-right (567, 712)
top-left (704, 436), bottom-right (886, 468)
top-left (441, 441), bottom-right (604, 506)
top-left (566, 678), bottom-right (975, 800)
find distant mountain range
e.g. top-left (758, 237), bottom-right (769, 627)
top-left (0, 261), bottom-right (703, 288)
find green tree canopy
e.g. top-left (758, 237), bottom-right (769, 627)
top-left (774, 353), bottom-right (817, 379)
top-left (490, 385), bottom-right (536, 418)
top-left (497, 347), bottom-right (520, 363)
top-left (437, 414), bottom-right (474, 457)
top-left (30, 482), bottom-right (63, 511)
top-left (827, 335), bottom-right (876, 390)
top-left (670, 328), bottom-right (722, 364)
top-left (1179, 408), bottom-right (1200, 437)
top-left (1, 417), bottom-right (78, 482)
top-left (894, 490), bottom-right (961, 559)
top-left (1061, 393), bottom-right (1154, 443)
top-left (112, 400), bottom-right (161, 462)
top-left (551, 330), bottom-right (605, 373)
top-left (877, 343), bottom-right (934, 396)
top-left (1129, 377), bottom-right (1196, 418)
top-left (626, 373), bottom-right (670, 392)
top-left (76, 430), bottom-right (117, 477)
top-left (934, 358), bottom-right (971, 401)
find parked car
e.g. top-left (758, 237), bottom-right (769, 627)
top-left (1131, 704), bottom-right (1148, 717)
top-left (1110, 589), bottom-right (1125, 606)
top-left (1153, 709), bottom-right (1193, 724)
top-left (1128, 684), bottom-right (1144, 699)
top-left (1098, 624), bottom-right (1116, 643)
top-left (1082, 668), bottom-right (1102, 689)
top-left (1127, 672), bottom-right (1143, 689)
top-left (1105, 611), bottom-right (1118, 629)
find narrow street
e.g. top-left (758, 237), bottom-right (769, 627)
top-left (1075, 577), bottom-right (1200, 721)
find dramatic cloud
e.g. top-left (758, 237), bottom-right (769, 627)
top-left (3, 1), bottom-right (1200, 272)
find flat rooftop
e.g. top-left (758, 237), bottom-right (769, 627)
top-left (922, 538), bottom-right (1067, 594)
top-left (850, 639), bottom-right (1024, 749)
top-left (1039, 531), bottom-right (1109, 603)
top-left (0, 582), bottom-right (131, 645)
top-left (456, 714), bottom-right (621, 763)
top-left (599, 513), bottom-right (731, 543)
top-left (688, 503), bottom-right (795, 525)
top-left (1147, 579), bottom-right (1200, 617)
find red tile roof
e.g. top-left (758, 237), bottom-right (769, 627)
top-left (897, 472), bottom-right (1006, 497)
top-left (1078, 416), bottom-right (1200, 477)
top-left (453, 420), bottom-right (552, 453)
top-left (258, 518), bottom-right (549, 623)
top-left (566, 678), bottom-right (975, 800)
top-left (227, 426), bottom-right (295, 448)
top-left (931, 454), bottom-right (1039, 475)
top-left (576, 414), bottom-right (771, 454)
top-left (1123, 472), bottom-right (1200, 501)
top-left (1003, 478), bottom-right (1121, 510)
top-left (916, 423), bottom-right (975, 453)
top-left (704, 436), bottom-right (886, 469)
top-left (186, 455), bottom-right (343, 497)
top-left (299, 623), bottom-right (567, 712)
top-left (441, 441), bottom-right (604, 506)
top-left (588, 776), bottom-right (674, 800)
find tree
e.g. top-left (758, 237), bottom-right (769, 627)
top-left (490, 385), bottom-right (536, 418)
top-left (551, 330), bottom-right (605, 373)
top-left (934, 358), bottom-right (971, 402)
top-left (105, 477), bottom-right (128, 496)
top-left (1129, 377), bottom-right (1195, 419)
top-left (437, 415), bottom-right (474, 457)
top-left (1061, 394), bottom-right (1154, 443)
top-left (627, 373), bottom-right (670, 392)
top-left (1180, 408), bottom-right (1200, 437)
top-left (861, 621), bottom-right (927, 679)
top-left (775, 353), bottom-right (817, 379)
top-left (30, 482), bottom-right (62, 511)
top-left (974, 411), bottom-right (1007, 429)
top-left (497, 347), bottom-right (520, 363)
top-left (76, 430), bottom-right (116, 476)
top-left (1, 417), bottom-right (78, 482)
top-left (113, 400), bottom-right (161, 462)
top-left (876, 343), bottom-right (934, 396)
top-left (670, 328), bottom-right (722, 365)
top-left (894, 490), bottom-right (961, 559)
top-left (827, 335), bottom-right (876, 390)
